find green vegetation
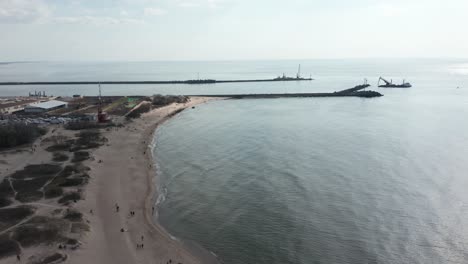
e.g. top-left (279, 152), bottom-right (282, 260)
top-left (0, 179), bottom-right (14, 197)
top-left (38, 252), bottom-right (67, 264)
top-left (58, 191), bottom-right (81, 204)
top-left (0, 206), bottom-right (35, 230)
top-left (152, 94), bottom-right (189, 108)
top-left (52, 152), bottom-right (69, 162)
top-left (15, 191), bottom-right (44, 203)
top-left (71, 222), bottom-right (90, 233)
top-left (12, 225), bottom-right (61, 247)
top-left (10, 164), bottom-right (62, 180)
top-left (11, 216), bottom-right (70, 248)
top-left (73, 130), bottom-right (107, 150)
top-left (63, 209), bottom-right (83, 222)
top-left (0, 197), bottom-right (12, 208)
top-left (44, 187), bottom-right (63, 199)
top-left (0, 237), bottom-right (20, 259)
top-left (0, 124), bottom-right (47, 149)
top-left (71, 151), bottom-right (90, 162)
top-left (126, 103), bottom-right (151, 119)
top-left (65, 121), bottom-right (115, 131)
top-left (7, 164), bottom-right (63, 202)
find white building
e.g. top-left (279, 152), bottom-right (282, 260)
top-left (24, 100), bottom-right (68, 113)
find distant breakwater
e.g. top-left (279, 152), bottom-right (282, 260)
top-left (191, 84), bottom-right (383, 98)
top-left (0, 77), bottom-right (313, 86)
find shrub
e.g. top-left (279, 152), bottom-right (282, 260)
top-left (12, 177), bottom-right (51, 193)
top-left (0, 196), bottom-right (12, 208)
top-left (10, 164), bottom-right (62, 180)
top-left (0, 124), bottom-right (47, 149)
top-left (52, 152), bottom-right (68, 162)
top-left (152, 95), bottom-right (189, 108)
top-left (65, 121), bottom-right (99, 130)
top-left (40, 252), bottom-right (67, 264)
top-left (58, 178), bottom-right (85, 187)
top-left (11, 225), bottom-right (62, 248)
top-left (0, 206), bottom-right (35, 229)
top-left (63, 210), bottom-right (83, 222)
top-left (15, 191), bottom-right (44, 203)
top-left (44, 187), bottom-right (63, 199)
top-left (73, 130), bottom-right (106, 150)
top-left (126, 103), bottom-right (151, 119)
top-left (0, 179), bottom-right (14, 197)
top-left (0, 237), bottom-right (20, 259)
top-left (58, 192), bottom-right (81, 204)
top-left (71, 151), bottom-right (89, 162)
top-left (45, 141), bottom-right (74, 152)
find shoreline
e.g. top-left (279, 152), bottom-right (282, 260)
top-left (68, 96), bottom-right (222, 264)
top-left (143, 98), bottom-right (222, 264)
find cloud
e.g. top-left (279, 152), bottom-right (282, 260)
top-left (144, 7), bottom-right (167, 16)
top-left (52, 16), bottom-right (144, 25)
top-left (175, 0), bottom-right (226, 9)
top-left (0, 0), bottom-right (51, 23)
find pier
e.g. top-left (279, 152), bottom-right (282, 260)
top-left (191, 84), bottom-right (383, 98)
top-left (0, 77), bottom-right (313, 86)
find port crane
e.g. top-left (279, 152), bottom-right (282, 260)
top-left (97, 84), bottom-right (110, 123)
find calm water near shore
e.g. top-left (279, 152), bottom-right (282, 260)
top-left (2, 59), bottom-right (468, 263)
top-left (151, 60), bottom-right (468, 264)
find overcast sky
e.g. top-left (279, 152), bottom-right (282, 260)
top-left (0, 0), bottom-right (467, 61)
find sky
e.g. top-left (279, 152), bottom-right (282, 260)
top-left (0, 0), bottom-right (467, 61)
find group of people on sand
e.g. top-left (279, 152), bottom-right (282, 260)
top-left (115, 202), bottom-right (149, 251)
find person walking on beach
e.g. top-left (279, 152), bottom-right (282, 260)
top-left (115, 203), bottom-right (120, 212)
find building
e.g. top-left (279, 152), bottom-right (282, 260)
top-left (24, 100), bottom-right (68, 113)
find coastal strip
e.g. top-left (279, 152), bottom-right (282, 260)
top-left (69, 96), bottom-right (222, 264)
top-left (0, 77), bottom-right (312, 86)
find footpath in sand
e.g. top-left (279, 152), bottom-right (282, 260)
top-left (69, 97), bottom-right (220, 264)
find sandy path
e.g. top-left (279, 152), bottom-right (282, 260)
top-left (69, 97), bottom-right (221, 264)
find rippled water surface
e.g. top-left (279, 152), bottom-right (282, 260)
top-left (153, 60), bottom-right (468, 264)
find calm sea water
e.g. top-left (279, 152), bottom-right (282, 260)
top-left (2, 60), bottom-right (468, 263)
top-left (1, 59), bottom-right (467, 96)
top-left (152, 60), bottom-right (468, 264)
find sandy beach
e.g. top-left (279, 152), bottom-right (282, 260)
top-left (0, 96), bottom-right (220, 264)
top-left (68, 97), bottom-right (220, 264)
